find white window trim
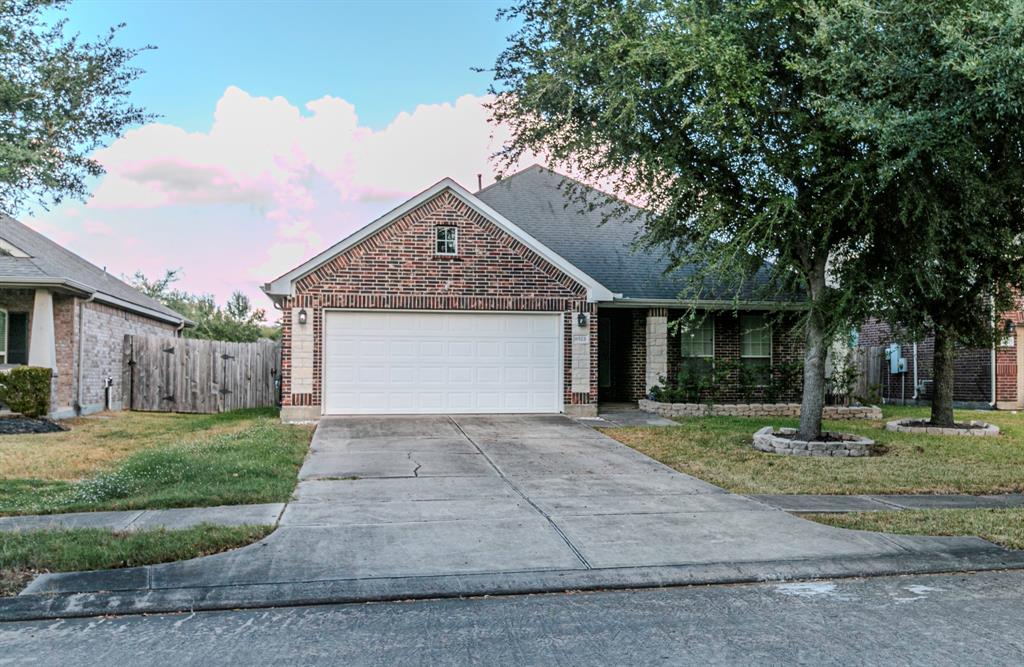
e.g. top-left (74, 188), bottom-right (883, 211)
top-left (435, 226), bottom-right (458, 256)
top-left (680, 316), bottom-right (715, 359)
top-left (0, 308), bottom-right (8, 364)
top-left (740, 314), bottom-right (773, 385)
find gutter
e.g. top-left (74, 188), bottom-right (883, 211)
top-left (912, 343), bottom-right (919, 401)
top-left (600, 297), bottom-right (809, 311)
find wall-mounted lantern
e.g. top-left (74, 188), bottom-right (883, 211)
top-left (1005, 319), bottom-right (1016, 337)
top-left (576, 312), bottom-right (588, 328)
top-left (297, 308), bottom-right (308, 326)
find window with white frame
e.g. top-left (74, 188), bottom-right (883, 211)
top-left (0, 309), bottom-right (7, 364)
top-left (435, 226), bottom-right (458, 255)
top-left (740, 313), bottom-right (771, 383)
top-left (680, 316), bottom-right (714, 376)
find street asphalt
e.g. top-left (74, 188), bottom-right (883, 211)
top-left (8, 414), bottom-right (1023, 621)
top-left (2, 570), bottom-right (1023, 665)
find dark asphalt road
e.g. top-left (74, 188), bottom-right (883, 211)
top-left (2, 570), bottom-right (1023, 666)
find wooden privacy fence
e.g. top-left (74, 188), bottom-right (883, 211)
top-left (854, 346), bottom-right (885, 400)
top-left (123, 335), bottom-right (281, 413)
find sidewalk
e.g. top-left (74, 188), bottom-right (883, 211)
top-left (749, 494), bottom-right (1024, 513)
top-left (0, 503), bottom-right (285, 532)
top-left (2, 494), bottom-right (1020, 535)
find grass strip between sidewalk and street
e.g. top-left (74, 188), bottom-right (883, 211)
top-left (0, 524), bottom-right (274, 597)
top-left (806, 509), bottom-right (1024, 551)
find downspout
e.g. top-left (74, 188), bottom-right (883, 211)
top-left (75, 294), bottom-right (96, 415)
top-left (912, 343), bottom-right (919, 401)
top-left (990, 296), bottom-right (998, 409)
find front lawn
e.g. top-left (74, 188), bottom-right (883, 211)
top-left (808, 509), bottom-right (1024, 551)
top-left (0, 524), bottom-right (273, 597)
top-left (0, 409), bottom-right (313, 516)
top-left (603, 406), bottom-right (1024, 495)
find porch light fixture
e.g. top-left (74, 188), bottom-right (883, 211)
top-left (1005, 319), bottom-right (1016, 337)
top-left (577, 312), bottom-right (588, 328)
top-left (298, 308), bottom-right (308, 326)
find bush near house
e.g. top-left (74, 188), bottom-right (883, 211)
top-left (0, 367), bottom-right (52, 418)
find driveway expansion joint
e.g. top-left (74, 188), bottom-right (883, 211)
top-left (447, 416), bottom-right (593, 570)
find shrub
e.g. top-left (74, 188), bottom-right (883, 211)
top-left (0, 366), bottom-right (52, 418)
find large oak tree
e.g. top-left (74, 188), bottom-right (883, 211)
top-left (797, 0), bottom-right (1024, 426)
top-left (1, 0), bottom-right (150, 214)
top-left (490, 0), bottom-right (873, 439)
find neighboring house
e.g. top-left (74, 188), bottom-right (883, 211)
top-left (860, 302), bottom-right (1023, 409)
top-left (264, 165), bottom-right (804, 420)
top-left (0, 214), bottom-right (189, 418)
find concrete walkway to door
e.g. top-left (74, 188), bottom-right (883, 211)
top-left (6, 415), bottom-right (1024, 621)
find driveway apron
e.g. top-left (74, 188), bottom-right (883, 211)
top-left (21, 415), bottom-right (1016, 600)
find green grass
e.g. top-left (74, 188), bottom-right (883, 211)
top-left (0, 410), bottom-right (313, 516)
top-left (604, 405), bottom-right (1024, 495)
top-left (0, 524), bottom-right (273, 596)
top-left (807, 509), bottom-right (1024, 551)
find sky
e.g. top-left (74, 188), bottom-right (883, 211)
top-left (25, 0), bottom-right (533, 315)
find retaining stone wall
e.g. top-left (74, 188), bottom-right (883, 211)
top-left (639, 399), bottom-right (882, 420)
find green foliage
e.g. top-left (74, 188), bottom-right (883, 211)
top-left (0, 366), bottom-right (51, 417)
top-left (0, 0), bottom-right (152, 213)
top-left (796, 0), bottom-right (1024, 418)
top-left (131, 269), bottom-right (271, 342)
top-left (490, 0), bottom-right (879, 437)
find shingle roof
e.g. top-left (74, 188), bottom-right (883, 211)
top-left (476, 165), bottom-right (793, 303)
top-left (0, 214), bottom-right (187, 324)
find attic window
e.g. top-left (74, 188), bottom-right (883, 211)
top-left (435, 226), bottom-right (457, 255)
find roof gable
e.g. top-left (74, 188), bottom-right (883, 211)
top-left (264, 178), bottom-right (614, 302)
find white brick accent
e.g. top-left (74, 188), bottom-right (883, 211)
top-left (291, 308), bottom-right (314, 394)
top-left (645, 312), bottom-right (667, 393)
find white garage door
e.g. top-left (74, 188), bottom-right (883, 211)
top-left (323, 311), bottom-right (563, 414)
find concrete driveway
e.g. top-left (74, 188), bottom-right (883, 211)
top-left (11, 415), bottom-right (1023, 620)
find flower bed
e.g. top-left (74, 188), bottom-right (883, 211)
top-left (753, 426), bottom-right (876, 457)
top-left (638, 399), bottom-right (882, 420)
top-left (885, 419), bottom-right (1000, 437)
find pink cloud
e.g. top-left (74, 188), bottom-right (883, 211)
top-left (26, 87), bottom-right (544, 312)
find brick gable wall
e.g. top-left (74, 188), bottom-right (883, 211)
top-left (279, 190), bottom-right (596, 413)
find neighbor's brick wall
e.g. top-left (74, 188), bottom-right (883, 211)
top-left (74, 300), bottom-right (178, 410)
top-left (279, 190), bottom-right (595, 410)
top-left (859, 312), bottom-right (1023, 405)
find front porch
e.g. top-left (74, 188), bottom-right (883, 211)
top-left (0, 287), bottom-right (77, 415)
top-left (596, 306), bottom-right (804, 405)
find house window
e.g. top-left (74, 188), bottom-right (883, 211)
top-left (0, 309), bottom-right (6, 364)
top-left (435, 226), bottom-right (458, 255)
top-left (680, 316), bottom-right (714, 376)
top-left (740, 313), bottom-right (772, 384)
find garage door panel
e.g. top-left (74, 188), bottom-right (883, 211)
top-left (323, 311), bottom-right (562, 414)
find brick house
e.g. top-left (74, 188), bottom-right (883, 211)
top-left (264, 165), bottom-right (805, 420)
top-left (860, 301), bottom-right (1024, 409)
top-left (0, 214), bottom-right (189, 418)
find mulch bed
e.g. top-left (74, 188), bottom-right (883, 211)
top-left (0, 417), bottom-right (66, 435)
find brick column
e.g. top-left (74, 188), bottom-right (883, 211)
top-left (645, 308), bottom-right (668, 393)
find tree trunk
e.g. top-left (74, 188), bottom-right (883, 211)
top-left (930, 325), bottom-right (956, 427)
top-left (797, 258), bottom-right (829, 441)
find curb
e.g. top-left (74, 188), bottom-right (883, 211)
top-left (3, 547), bottom-right (1024, 622)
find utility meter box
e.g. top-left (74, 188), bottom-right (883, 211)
top-left (887, 343), bottom-right (906, 374)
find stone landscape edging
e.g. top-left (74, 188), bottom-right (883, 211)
top-left (885, 419), bottom-right (1000, 437)
top-left (752, 426), bottom-right (875, 458)
top-left (639, 399), bottom-right (882, 420)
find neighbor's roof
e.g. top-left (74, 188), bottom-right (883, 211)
top-left (0, 214), bottom-right (188, 325)
top-left (475, 165), bottom-right (792, 304)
